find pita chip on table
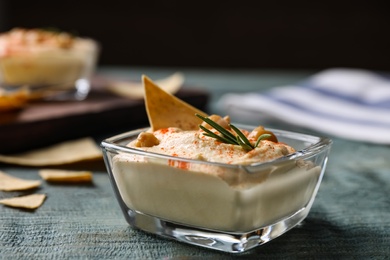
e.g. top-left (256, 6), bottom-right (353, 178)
top-left (0, 171), bottom-right (41, 191)
top-left (108, 72), bottom-right (184, 99)
top-left (0, 194), bottom-right (46, 209)
top-left (39, 169), bottom-right (93, 183)
top-left (143, 75), bottom-right (208, 131)
top-left (0, 137), bottom-right (102, 166)
top-left (0, 88), bottom-right (30, 111)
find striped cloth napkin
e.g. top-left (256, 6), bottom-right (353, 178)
top-left (218, 68), bottom-right (390, 144)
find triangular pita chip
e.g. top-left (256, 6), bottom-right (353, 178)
top-left (109, 72), bottom-right (184, 99)
top-left (0, 137), bottom-right (102, 166)
top-left (0, 194), bottom-right (46, 209)
top-left (0, 171), bottom-right (41, 191)
top-left (143, 75), bottom-right (208, 131)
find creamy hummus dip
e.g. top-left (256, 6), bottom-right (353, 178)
top-left (0, 28), bottom-right (98, 87)
top-left (129, 126), bottom-right (295, 165)
top-left (111, 116), bottom-right (322, 232)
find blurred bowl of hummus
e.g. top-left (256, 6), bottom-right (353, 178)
top-left (0, 28), bottom-right (99, 100)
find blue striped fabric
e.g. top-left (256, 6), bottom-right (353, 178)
top-left (218, 68), bottom-right (390, 144)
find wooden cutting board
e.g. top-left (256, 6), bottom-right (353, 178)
top-left (0, 85), bottom-right (209, 154)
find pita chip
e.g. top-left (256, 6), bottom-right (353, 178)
top-left (143, 75), bottom-right (208, 131)
top-left (0, 171), bottom-right (41, 191)
top-left (0, 194), bottom-right (46, 209)
top-left (109, 72), bottom-right (184, 99)
top-left (39, 169), bottom-right (93, 183)
top-left (0, 137), bottom-right (102, 166)
top-left (0, 88), bottom-right (29, 111)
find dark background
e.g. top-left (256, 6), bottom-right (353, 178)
top-left (1, 0), bottom-right (389, 70)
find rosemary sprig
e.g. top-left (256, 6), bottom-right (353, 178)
top-left (230, 124), bottom-right (253, 149)
top-left (199, 125), bottom-right (236, 145)
top-left (196, 114), bottom-right (272, 151)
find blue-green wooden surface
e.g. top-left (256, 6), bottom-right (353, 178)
top-left (1, 67), bottom-right (389, 259)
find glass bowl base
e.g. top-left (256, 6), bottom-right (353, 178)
top-left (123, 207), bottom-right (309, 253)
top-left (1, 78), bottom-right (91, 101)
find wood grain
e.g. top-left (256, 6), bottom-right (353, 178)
top-left (0, 86), bottom-right (209, 154)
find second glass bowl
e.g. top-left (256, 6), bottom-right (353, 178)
top-left (0, 28), bottom-right (99, 100)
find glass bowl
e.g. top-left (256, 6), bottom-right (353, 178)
top-left (101, 125), bottom-right (332, 253)
top-left (0, 28), bottom-right (99, 100)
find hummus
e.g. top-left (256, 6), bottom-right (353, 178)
top-left (0, 28), bottom-right (98, 88)
top-left (110, 118), bottom-right (322, 232)
top-left (128, 126), bottom-right (296, 165)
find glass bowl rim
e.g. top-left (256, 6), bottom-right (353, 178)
top-left (101, 124), bottom-right (332, 170)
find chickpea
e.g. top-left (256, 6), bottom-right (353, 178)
top-left (201, 114), bottom-right (231, 130)
top-left (248, 126), bottom-right (278, 143)
top-left (56, 32), bottom-right (74, 48)
top-left (134, 132), bottom-right (160, 147)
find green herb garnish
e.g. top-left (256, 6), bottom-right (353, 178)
top-left (196, 114), bottom-right (271, 151)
